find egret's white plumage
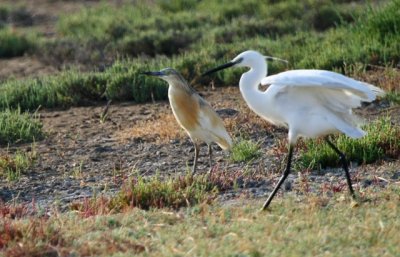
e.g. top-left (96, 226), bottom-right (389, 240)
top-left (203, 50), bottom-right (385, 209)
top-left (228, 51), bottom-right (385, 145)
top-left (142, 68), bottom-right (232, 174)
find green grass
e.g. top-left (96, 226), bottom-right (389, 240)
top-left (56, 0), bottom-right (360, 45)
top-left (0, 108), bottom-right (43, 144)
top-left (70, 168), bottom-right (254, 216)
top-left (0, 147), bottom-right (37, 181)
top-left (1, 0), bottom-right (399, 108)
top-left (0, 27), bottom-right (35, 58)
top-left (70, 173), bottom-right (222, 215)
top-left (1, 186), bottom-right (399, 256)
top-left (299, 116), bottom-right (400, 169)
top-left (0, 50), bottom-right (242, 110)
top-left (51, 0), bottom-right (397, 70)
top-left (386, 92), bottom-right (400, 105)
top-left (0, 108), bottom-right (41, 180)
top-left (230, 138), bottom-right (261, 163)
top-left (0, 62), bottom-right (169, 110)
top-left (0, 5), bottom-right (33, 28)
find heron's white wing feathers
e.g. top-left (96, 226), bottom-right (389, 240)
top-left (261, 69), bottom-right (385, 102)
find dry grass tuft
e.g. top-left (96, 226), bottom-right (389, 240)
top-left (69, 173), bottom-right (219, 216)
top-left (349, 65), bottom-right (400, 93)
top-left (0, 149), bottom-right (37, 182)
top-left (0, 202), bottom-right (34, 220)
top-left (117, 112), bottom-right (185, 143)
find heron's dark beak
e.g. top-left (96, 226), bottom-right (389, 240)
top-left (140, 71), bottom-right (164, 76)
top-left (202, 61), bottom-right (237, 77)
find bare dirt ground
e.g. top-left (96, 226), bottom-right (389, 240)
top-left (1, 85), bottom-right (399, 211)
top-left (0, 87), bottom-right (273, 207)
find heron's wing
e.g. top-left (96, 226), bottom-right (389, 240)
top-left (261, 69), bottom-right (385, 101)
top-left (197, 97), bottom-right (232, 150)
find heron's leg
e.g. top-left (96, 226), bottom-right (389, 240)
top-left (324, 137), bottom-right (356, 199)
top-left (192, 142), bottom-right (200, 175)
top-left (262, 145), bottom-right (294, 210)
top-left (208, 144), bottom-right (213, 168)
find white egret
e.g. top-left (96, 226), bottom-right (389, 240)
top-left (142, 68), bottom-right (232, 174)
top-left (203, 50), bottom-right (384, 209)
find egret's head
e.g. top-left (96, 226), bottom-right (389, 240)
top-left (231, 50), bottom-right (265, 68)
top-left (202, 50), bottom-right (265, 76)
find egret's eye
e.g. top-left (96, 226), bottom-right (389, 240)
top-left (234, 57), bottom-right (243, 64)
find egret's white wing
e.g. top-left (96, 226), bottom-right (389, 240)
top-left (261, 69), bottom-right (384, 101)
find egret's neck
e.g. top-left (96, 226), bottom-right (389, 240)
top-left (239, 62), bottom-right (267, 103)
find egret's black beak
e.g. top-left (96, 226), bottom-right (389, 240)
top-left (202, 61), bottom-right (237, 77)
top-left (140, 71), bottom-right (164, 76)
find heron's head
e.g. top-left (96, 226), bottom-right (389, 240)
top-left (141, 68), bottom-right (191, 91)
top-left (141, 68), bottom-right (183, 83)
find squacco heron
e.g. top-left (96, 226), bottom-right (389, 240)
top-left (142, 68), bottom-right (232, 174)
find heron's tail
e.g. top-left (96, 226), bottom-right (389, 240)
top-left (214, 132), bottom-right (233, 150)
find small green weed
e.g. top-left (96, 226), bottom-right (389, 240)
top-left (71, 161), bottom-right (84, 179)
top-left (69, 167), bottom-right (257, 216)
top-left (0, 108), bottom-right (43, 145)
top-left (112, 174), bottom-right (218, 210)
top-left (386, 92), bottom-right (400, 105)
top-left (299, 116), bottom-right (400, 169)
top-left (0, 147), bottom-right (37, 181)
top-left (0, 27), bottom-right (35, 58)
top-left (230, 138), bottom-right (261, 163)
top-left (70, 173), bottom-right (219, 215)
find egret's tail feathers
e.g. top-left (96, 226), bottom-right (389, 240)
top-left (337, 124), bottom-right (366, 139)
top-left (345, 127), bottom-right (366, 139)
top-left (361, 82), bottom-right (386, 99)
top-left (327, 114), bottom-right (366, 139)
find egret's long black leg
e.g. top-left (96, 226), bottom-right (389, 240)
top-left (324, 137), bottom-right (356, 198)
top-left (262, 145), bottom-right (294, 210)
top-left (192, 143), bottom-right (200, 174)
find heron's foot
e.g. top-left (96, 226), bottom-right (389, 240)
top-left (260, 206), bottom-right (272, 212)
top-left (350, 200), bottom-right (359, 208)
